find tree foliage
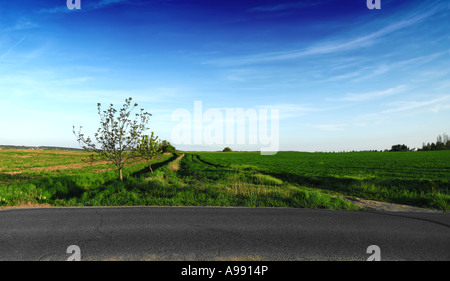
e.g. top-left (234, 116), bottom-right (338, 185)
top-left (421, 133), bottom-right (450, 151)
top-left (73, 97), bottom-right (151, 181)
top-left (390, 144), bottom-right (409, 152)
top-left (161, 140), bottom-right (176, 153)
top-left (137, 132), bottom-right (162, 173)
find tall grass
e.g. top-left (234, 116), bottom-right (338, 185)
top-left (4, 149), bottom-right (446, 210)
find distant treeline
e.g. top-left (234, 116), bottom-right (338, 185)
top-left (388, 133), bottom-right (450, 152)
top-left (390, 144), bottom-right (410, 152)
top-left (421, 133), bottom-right (450, 151)
top-left (0, 145), bottom-right (82, 151)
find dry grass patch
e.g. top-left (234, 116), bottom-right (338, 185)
top-left (168, 154), bottom-right (185, 172)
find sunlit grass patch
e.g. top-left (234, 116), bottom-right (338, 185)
top-left (252, 173), bottom-right (283, 185)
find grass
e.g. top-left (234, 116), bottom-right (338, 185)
top-left (0, 149), bottom-right (449, 210)
top-left (194, 151), bottom-right (450, 210)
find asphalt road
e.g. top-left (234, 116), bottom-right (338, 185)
top-left (0, 206), bottom-right (448, 261)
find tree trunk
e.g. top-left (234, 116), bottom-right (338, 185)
top-left (149, 162), bottom-right (153, 173)
top-left (119, 168), bottom-right (123, 181)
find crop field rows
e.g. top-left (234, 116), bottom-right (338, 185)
top-left (194, 151), bottom-right (450, 210)
top-left (0, 149), bottom-right (449, 210)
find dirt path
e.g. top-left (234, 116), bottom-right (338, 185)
top-left (2, 157), bottom-right (158, 175)
top-left (342, 196), bottom-right (444, 213)
top-left (2, 160), bottom-right (111, 175)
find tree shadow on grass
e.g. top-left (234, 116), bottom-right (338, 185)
top-left (1, 173), bottom-right (94, 201)
top-left (0, 155), bottom-right (178, 202)
top-left (194, 154), bottom-right (227, 168)
top-left (130, 153), bottom-right (179, 178)
top-left (48, 155), bottom-right (184, 201)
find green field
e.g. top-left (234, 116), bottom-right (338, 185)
top-left (0, 149), bottom-right (449, 210)
top-left (191, 151), bottom-right (450, 210)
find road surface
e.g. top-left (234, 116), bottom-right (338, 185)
top-left (0, 206), bottom-right (448, 261)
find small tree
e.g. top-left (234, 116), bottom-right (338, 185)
top-left (161, 140), bottom-right (176, 153)
top-left (390, 144), bottom-right (409, 152)
top-left (137, 132), bottom-right (162, 173)
top-left (223, 147), bottom-right (232, 152)
top-left (73, 97), bottom-right (151, 181)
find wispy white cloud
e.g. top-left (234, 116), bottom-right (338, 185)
top-left (383, 95), bottom-right (450, 114)
top-left (6, 17), bottom-right (38, 31)
top-left (91, 0), bottom-right (128, 9)
top-left (355, 95), bottom-right (450, 126)
top-left (320, 69), bottom-right (365, 82)
top-left (436, 80), bottom-right (450, 90)
top-left (315, 123), bottom-right (348, 131)
top-left (205, 3), bottom-right (442, 67)
top-left (250, 1), bottom-right (330, 12)
top-left (336, 85), bottom-right (406, 102)
top-left (38, 5), bottom-right (74, 14)
top-left (351, 51), bottom-right (448, 82)
top-left (0, 37), bottom-right (26, 60)
top-left (256, 103), bottom-right (330, 119)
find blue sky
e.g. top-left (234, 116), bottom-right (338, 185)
top-left (0, 0), bottom-right (449, 152)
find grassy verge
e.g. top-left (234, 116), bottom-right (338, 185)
top-left (0, 153), bottom-right (174, 207)
top-left (4, 150), bottom-right (447, 211)
top-left (0, 151), bottom-right (359, 210)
